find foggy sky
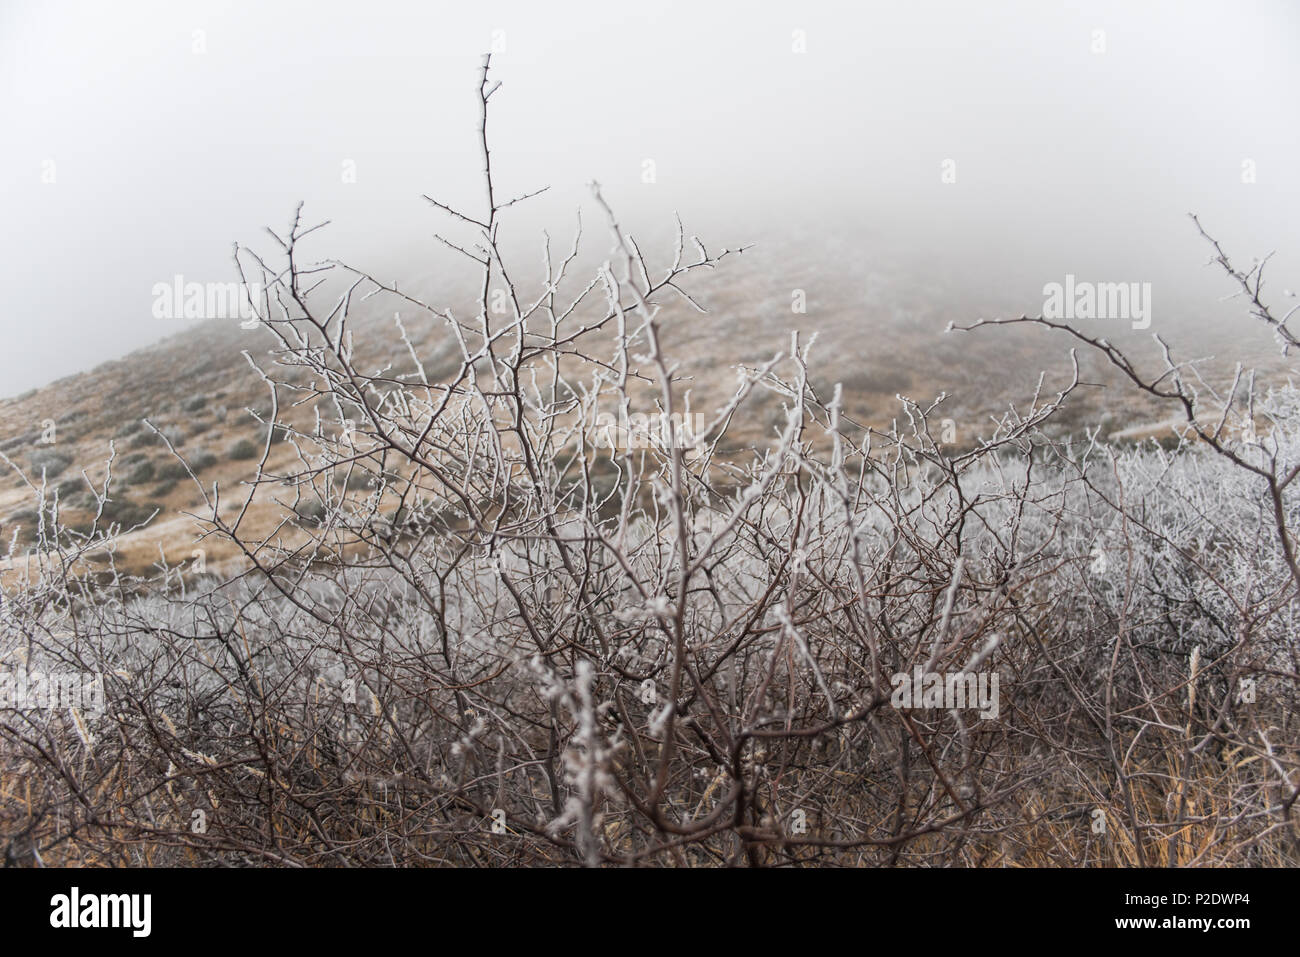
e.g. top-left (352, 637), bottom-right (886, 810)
top-left (2, 0), bottom-right (1298, 397)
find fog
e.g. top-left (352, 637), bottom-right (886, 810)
top-left (2, 0), bottom-right (1298, 397)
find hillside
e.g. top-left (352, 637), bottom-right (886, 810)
top-left (1, 234), bottom-right (1287, 583)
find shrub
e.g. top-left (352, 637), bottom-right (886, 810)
top-left (63, 491), bottom-right (99, 511)
top-left (28, 447), bottom-right (71, 479)
top-left (333, 468), bottom-right (375, 491)
top-left (826, 364), bottom-right (912, 397)
top-left (5, 507), bottom-right (40, 540)
top-left (95, 498), bottom-right (160, 530)
top-left (123, 460), bottom-right (155, 485)
top-left (155, 460), bottom-right (191, 481)
top-left (227, 438), bottom-right (259, 460)
top-left (297, 500), bottom-right (328, 527)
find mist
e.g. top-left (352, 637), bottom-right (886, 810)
top-left (2, 0), bottom-right (1298, 397)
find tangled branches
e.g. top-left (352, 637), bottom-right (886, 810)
top-left (2, 58), bottom-right (1297, 867)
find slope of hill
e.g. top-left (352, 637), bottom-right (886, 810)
top-left (0, 236), bottom-right (1287, 580)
